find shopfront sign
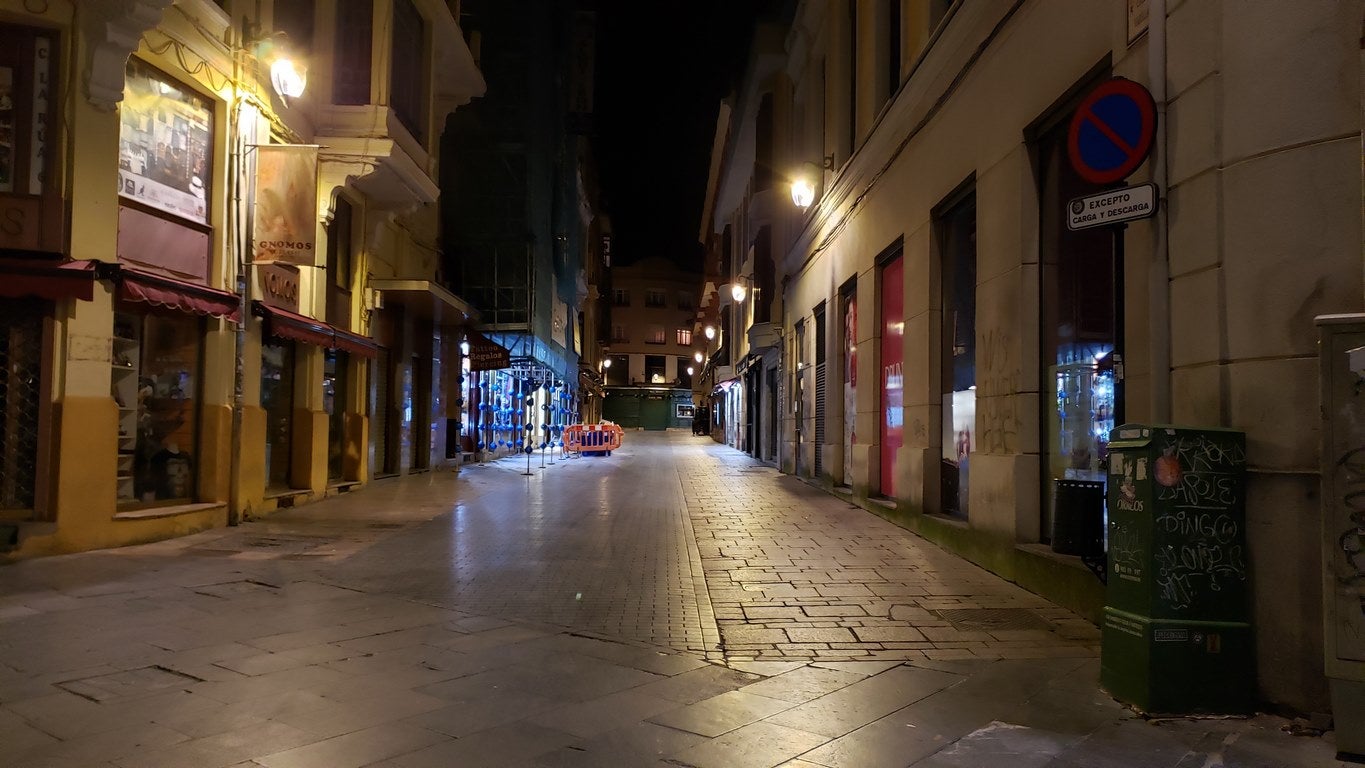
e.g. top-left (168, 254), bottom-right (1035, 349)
top-left (467, 331), bottom-right (510, 372)
top-left (1067, 183), bottom-right (1158, 231)
top-left (256, 262), bottom-right (300, 312)
top-left (253, 145), bottom-right (318, 266)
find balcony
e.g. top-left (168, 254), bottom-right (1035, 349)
top-left (747, 321), bottom-right (781, 353)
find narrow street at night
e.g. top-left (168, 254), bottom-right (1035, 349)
top-left (0, 433), bottom-right (1344, 767)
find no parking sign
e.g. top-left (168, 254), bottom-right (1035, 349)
top-left (1067, 78), bottom-right (1157, 185)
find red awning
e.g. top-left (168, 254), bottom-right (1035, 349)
top-left (0, 258), bottom-right (102, 301)
top-left (253, 302), bottom-right (378, 358)
top-left (332, 327), bottom-right (378, 359)
top-left (253, 303), bottom-right (333, 347)
top-left (118, 268), bottom-right (240, 321)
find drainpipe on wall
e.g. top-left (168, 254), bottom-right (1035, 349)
top-left (1148, 0), bottom-right (1171, 423)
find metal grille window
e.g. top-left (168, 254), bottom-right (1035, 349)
top-left (0, 303), bottom-right (42, 511)
top-left (815, 363), bottom-right (826, 477)
top-left (647, 326), bottom-right (666, 344)
top-left (645, 290), bottom-right (667, 308)
top-left (612, 324), bottom-right (628, 343)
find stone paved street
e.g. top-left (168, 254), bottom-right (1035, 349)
top-left (0, 432), bottom-right (1348, 767)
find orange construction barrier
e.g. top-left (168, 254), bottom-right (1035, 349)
top-left (563, 423), bottom-right (624, 456)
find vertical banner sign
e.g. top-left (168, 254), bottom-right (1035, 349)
top-left (880, 255), bottom-right (904, 497)
top-left (29, 35), bottom-right (49, 193)
top-left (253, 145), bottom-right (318, 265)
top-left (844, 290), bottom-right (857, 483)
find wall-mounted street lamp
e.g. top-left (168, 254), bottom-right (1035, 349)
top-left (602, 358), bottom-right (612, 368)
top-left (790, 156), bottom-right (835, 210)
top-left (704, 325), bottom-right (716, 340)
top-left (687, 366), bottom-right (695, 376)
top-left (693, 351), bottom-right (704, 363)
top-left (728, 274), bottom-right (757, 303)
top-left (270, 58), bottom-right (307, 100)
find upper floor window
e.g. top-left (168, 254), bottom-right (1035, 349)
top-left (676, 328), bottom-right (691, 346)
top-left (274, 0), bottom-right (315, 54)
top-left (334, 0), bottom-right (373, 105)
top-left (645, 290), bottom-right (667, 308)
top-left (613, 288), bottom-right (629, 306)
top-left (677, 291), bottom-right (694, 311)
top-left (391, 0), bottom-right (428, 141)
top-left (646, 326), bottom-right (666, 344)
top-left (612, 324), bottom-right (628, 342)
top-left (0, 23), bottom-right (56, 198)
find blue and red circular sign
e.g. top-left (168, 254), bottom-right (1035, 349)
top-left (1067, 78), bottom-right (1157, 185)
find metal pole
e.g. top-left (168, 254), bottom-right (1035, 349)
top-left (227, 18), bottom-right (246, 526)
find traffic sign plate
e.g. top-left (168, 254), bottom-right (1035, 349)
top-left (1067, 78), bottom-right (1157, 185)
top-left (1067, 183), bottom-right (1158, 231)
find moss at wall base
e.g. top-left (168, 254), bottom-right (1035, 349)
top-left (829, 480), bottom-right (1104, 624)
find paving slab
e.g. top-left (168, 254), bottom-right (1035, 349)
top-left (0, 432), bottom-right (1347, 768)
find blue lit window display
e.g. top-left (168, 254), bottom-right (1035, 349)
top-left (1053, 344), bottom-right (1116, 482)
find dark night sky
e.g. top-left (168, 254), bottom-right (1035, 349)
top-left (592, 2), bottom-right (768, 269)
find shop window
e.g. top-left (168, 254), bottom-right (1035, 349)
top-left (879, 249), bottom-right (904, 498)
top-left (645, 290), bottom-right (667, 308)
top-left (604, 355), bottom-right (628, 386)
top-left (325, 349), bottom-right (349, 481)
top-left (676, 328), bottom-right (691, 346)
top-left (261, 341), bottom-right (295, 490)
top-left (1036, 84), bottom-right (1122, 544)
top-left (840, 284), bottom-right (857, 484)
top-left (938, 188), bottom-right (976, 519)
top-left (113, 312), bottom-right (201, 506)
top-left (645, 355), bottom-right (666, 384)
top-left (676, 357), bottom-right (693, 389)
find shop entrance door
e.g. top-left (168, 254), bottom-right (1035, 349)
top-left (0, 301), bottom-right (43, 517)
top-left (373, 348), bottom-right (391, 476)
top-left (1036, 90), bottom-right (1124, 544)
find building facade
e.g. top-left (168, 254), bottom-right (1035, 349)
top-left (442, 0), bottom-right (602, 459)
top-left (602, 256), bottom-right (700, 430)
top-left (0, 0), bottom-right (483, 557)
top-left (699, 0), bottom-right (1364, 715)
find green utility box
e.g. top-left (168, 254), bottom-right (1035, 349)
top-left (1100, 424), bottom-right (1253, 714)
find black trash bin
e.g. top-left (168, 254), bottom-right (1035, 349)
top-left (1051, 478), bottom-right (1105, 556)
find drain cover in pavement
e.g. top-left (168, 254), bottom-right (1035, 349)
top-left (935, 608), bottom-right (1055, 632)
top-left (193, 579), bottom-right (280, 598)
top-left (58, 666), bottom-right (202, 702)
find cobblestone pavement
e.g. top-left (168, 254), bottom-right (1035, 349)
top-left (0, 431), bottom-right (1347, 767)
top-left (675, 445), bottom-right (1098, 664)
